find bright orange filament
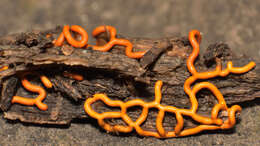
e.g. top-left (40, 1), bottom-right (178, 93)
top-left (91, 25), bottom-right (146, 58)
top-left (0, 66), bottom-right (8, 72)
top-left (63, 72), bottom-right (84, 81)
top-left (84, 30), bottom-right (256, 138)
top-left (12, 73), bottom-right (53, 111)
top-left (54, 25), bottom-right (88, 48)
top-left (54, 25), bottom-right (146, 58)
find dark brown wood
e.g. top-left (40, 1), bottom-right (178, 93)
top-left (0, 27), bottom-right (259, 133)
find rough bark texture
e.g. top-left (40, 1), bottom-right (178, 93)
top-left (0, 27), bottom-right (259, 133)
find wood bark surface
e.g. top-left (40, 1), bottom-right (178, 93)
top-left (0, 27), bottom-right (259, 132)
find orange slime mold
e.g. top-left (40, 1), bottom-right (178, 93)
top-left (91, 25), bottom-right (146, 58)
top-left (0, 66), bottom-right (8, 72)
top-left (63, 72), bottom-right (84, 81)
top-left (84, 30), bottom-right (256, 138)
top-left (54, 25), bottom-right (146, 58)
top-left (12, 73), bottom-right (53, 111)
top-left (54, 25), bottom-right (88, 48)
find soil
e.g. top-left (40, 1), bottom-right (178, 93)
top-left (0, 0), bottom-right (259, 145)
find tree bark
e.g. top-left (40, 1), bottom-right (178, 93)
top-left (0, 27), bottom-right (259, 132)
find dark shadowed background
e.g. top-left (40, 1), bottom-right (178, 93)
top-left (0, 0), bottom-right (259, 145)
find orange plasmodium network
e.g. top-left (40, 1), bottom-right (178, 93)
top-left (11, 73), bottom-right (53, 111)
top-left (84, 30), bottom-right (256, 138)
top-left (53, 25), bottom-right (146, 58)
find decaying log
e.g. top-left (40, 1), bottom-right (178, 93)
top-left (0, 27), bottom-right (259, 133)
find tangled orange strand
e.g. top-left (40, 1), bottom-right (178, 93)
top-left (53, 25), bottom-right (146, 58)
top-left (63, 72), bottom-right (84, 81)
top-left (0, 66), bottom-right (8, 72)
top-left (11, 73), bottom-right (53, 111)
top-left (84, 30), bottom-right (256, 138)
top-left (11, 72), bottom-right (83, 110)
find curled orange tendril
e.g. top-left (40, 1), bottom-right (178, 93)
top-left (84, 30), bottom-right (256, 138)
top-left (0, 66), bottom-right (8, 72)
top-left (11, 73), bottom-right (53, 111)
top-left (54, 25), bottom-right (88, 48)
top-left (63, 72), bottom-right (84, 81)
top-left (53, 25), bottom-right (146, 58)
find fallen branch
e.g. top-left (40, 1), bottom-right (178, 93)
top-left (0, 27), bottom-right (259, 134)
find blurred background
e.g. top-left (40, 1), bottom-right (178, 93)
top-left (0, 0), bottom-right (260, 58)
top-left (0, 0), bottom-right (259, 145)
